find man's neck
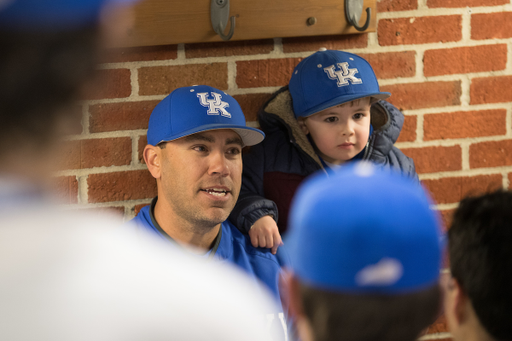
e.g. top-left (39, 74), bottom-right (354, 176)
top-left (153, 197), bottom-right (221, 251)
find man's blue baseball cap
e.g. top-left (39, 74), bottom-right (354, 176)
top-left (285, 162), bottom-right (442, 294)
top-left (147, 85), bottom-right (265, 147)
top-left (289, 50), bottom-right (391, 118)
top-left (0, 0), bottom-right (137, 30)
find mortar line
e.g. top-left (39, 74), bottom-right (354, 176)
top-left (77, 175), bottom-right (89, 204)
top-left (130, 67), bottom-right (140, 97)
top-left (81, 104), bottom-right (90, 135)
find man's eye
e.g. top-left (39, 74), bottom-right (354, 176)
top-left (227, 148), bottom-right (241, 155)
top-left (193, 146), bottom-right (208, 152)
top-left (325, 117), bottom-right (338, 123)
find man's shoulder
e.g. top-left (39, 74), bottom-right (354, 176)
top-left (221, 221), bottom-right (284, 266)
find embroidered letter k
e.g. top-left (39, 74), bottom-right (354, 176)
top-left (323, 62), bottom-right (363, 87)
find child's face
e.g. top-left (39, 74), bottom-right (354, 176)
top-left (299, 98), bottom-right (371, 165)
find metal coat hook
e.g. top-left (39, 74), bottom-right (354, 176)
top-left (211, 0), bottom-right (236, 41)
top-left (345, 0), bottom-right (371, 32)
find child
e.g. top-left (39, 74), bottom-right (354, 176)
top-left (229, 49), bottom-right (418, 254)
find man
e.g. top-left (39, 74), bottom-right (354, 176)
top-left (0, 1), bottom-right (281, 340)
top-left (282, 162), bottom-right (442, 341)
top-left (131, 85), bottom-right (287, 307)
top-left (444, 190), bottom-right (512, 341)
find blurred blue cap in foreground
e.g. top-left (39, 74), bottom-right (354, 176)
top-left (285, 162), bottom-right (443, 294)
top-left (0, 0), bottom-right (137, 30)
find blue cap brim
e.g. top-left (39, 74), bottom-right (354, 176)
top-left (152, 124), bottom-right (265, 147)
top-left (297, 92), bottom-right (391, 118)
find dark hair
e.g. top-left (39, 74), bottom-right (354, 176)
top-left (449, 189), bottom-right (512, 341)
top-left (0, 26), bottom-right (99, 153)
top-left (298, 282), bottom-right (441, 341)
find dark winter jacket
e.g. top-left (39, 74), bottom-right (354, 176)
top-left (229, 86), bottom-right (418, 235)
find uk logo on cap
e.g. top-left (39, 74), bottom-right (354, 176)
top-left (197, 92), bottom-right (231, 118)
top-left (323, 62), bottom-right (363, 87)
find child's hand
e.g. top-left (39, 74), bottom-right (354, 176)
top-left (249, 215), bottom-right (283, 255)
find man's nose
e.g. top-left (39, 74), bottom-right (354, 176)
top-left (208, 150), bottom-right (230, 176)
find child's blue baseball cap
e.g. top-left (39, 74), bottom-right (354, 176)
top-left (289, 50), bottom-right (391, 118)
top-left (147, 85), bottom-right (265, 147)
top-left (285, 162), bottom-right (442, 293)
top-left (0, 0), bottom-right (137, 30)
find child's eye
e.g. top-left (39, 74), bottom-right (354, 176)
top-left (324, 116), bottom-right (338, 123)
top-left (353, 113), bottom-right (365, 120)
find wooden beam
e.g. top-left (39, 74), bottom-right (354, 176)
top-left (116, 0), bottom-right (376, 48)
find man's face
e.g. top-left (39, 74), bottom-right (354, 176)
top-left (299, 98), bottom-right (371, 165)
top-left (157, 129), bottom-right (243, 230)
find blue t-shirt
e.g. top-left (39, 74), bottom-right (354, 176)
top-left (129, 199), bottom-right (290, 340)
top-left (131, 198), bottom-right (288, 288)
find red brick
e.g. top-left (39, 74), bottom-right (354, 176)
top-left (424, 109), bottom-right (506, 141)
top-left (472, 12), bottom-right (512, 40)
top-left (378, 0), bottom-right (417, 12)
top-left (134, 203), bottom-right (149, 215)
top-left (422, 174), bottom-right (503, 204)
top-left (83, 69), bottom-right (131, 100)
top-left (429, 0), bottom-right (507, 6)
top-left (185, 39), bottom-right (274, 58)
top-left (401, 146), bottom-right (462, 174)
top-left (470, 76), bottom-right (512, 105)
top-left (360, 51), bottom-right (415, 79)
top-left (59, 140), bottom-right (81, 170)
top-left (89, 101), bottom-right (159, 133)
top-left (424, 45), bottom-right (507, 77)
top-left (236, 58), bottom-right (302, 88)
top-left (470, 140), bottom-right (512, 168)
top-left (425, 314), bottom-right (448, 334)
top-left (282, 34), bottom-right (368, 53)
top-left (378, 16), bottom-right (462, 46)
top-left (100, 45), bottom-right (178, 63)
top-left (396, 115), bottom-right (417, 143)
top-left (138, 63), bottom-right (228, 96)
top-left (233, 93), bottom-right (272, 122)
top-left (438, 208), bottom-right (455, 232)
top-left (87, 170), bottom-right (157, 203)
top-left (138, 135), bottom-right (147, 164)
top-left (58, 138), bottom-right (132, 170)
top-left (382, 81), bottom-right (461, 111)
top-left (81, 138), bottom-right (132, 169)
top-left (52, 176), bottom-right (78, 204)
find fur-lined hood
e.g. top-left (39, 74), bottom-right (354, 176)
top-left (258, 86), bottom-right (405, 167)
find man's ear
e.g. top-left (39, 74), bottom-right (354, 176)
top-left (447, 277), bottom-right (468, 325)
top-left (297, 118), bottom-right (310, 136)
top-left (280, 271), bottom-right (314, 341)
top-left (144, 145), bottom-right (162, 179)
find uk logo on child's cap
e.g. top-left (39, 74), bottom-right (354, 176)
top-left (284, 162), bottom-right (443, 294)
top-left (323, 62), bottom-right (363, 87)
top-left (147, 85), bottom-right (264, 147)
top-left (289, 50), bottom-right (391, 118)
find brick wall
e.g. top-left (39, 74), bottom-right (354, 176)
top-left (56, 0), bottom-right (512, 337)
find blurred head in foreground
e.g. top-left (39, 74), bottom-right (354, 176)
top-left (445, 190), bottom-right (512, 341)
top-left (0, 1), bottom-right (281, 341)
top-left (284, 162), bottom-right (443, 341)
top-left (0, 0), bottom-right (134, 183)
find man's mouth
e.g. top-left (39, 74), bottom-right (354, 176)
top-left (200, 188), bottom-right (230, 197)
